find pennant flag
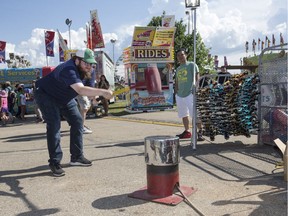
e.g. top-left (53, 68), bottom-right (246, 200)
top-left (0, 41), bottom-right (6, 62)
top-left (261, 41), bottom-right (264, 50)
top-left (224, 56), bottom-right (228, 66)
top-left (45, 30), bottom-right (55, 57)
top-left (245, 41), bottom-right (249, 53)
top-left (265, 36), bottom-right (269, 48)
top-left (90, 9), bottom-right (105, 49)
top-left (252, 39), bottom-right (256, 52)
top-left (59, 39), bottom-right (67, 62)
top-left (214, 55), bottom-right (219, 70)
top-left (280, 33), bottom-right (284, 45)
top-left (57, 29), bottom-right (68, 52)
top-left (272, 34), bottom-right (276, 46)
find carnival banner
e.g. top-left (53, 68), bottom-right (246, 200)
top-left (45, 30), bottom-right (55, 57)
top-left (59, 39), bottom-right (67, 62)
top-left (57, 29), bottom-right (68, 52)
top-left (86, 22), bottom-right (92, 49)
top-left (90, 10), bottom-right (105, 49)
top-left (0, 41), bottom-right (6, 62)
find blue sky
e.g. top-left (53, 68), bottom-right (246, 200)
top-left (1, 0), bottom-right (287, 74)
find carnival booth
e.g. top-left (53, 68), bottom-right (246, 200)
top-left (123, 26), bottom-right (175, 111)
top-left (0, 67), bottom-right (42, 114)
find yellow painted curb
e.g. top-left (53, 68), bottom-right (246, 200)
top-left (105, 116), bottom-right (183, 127)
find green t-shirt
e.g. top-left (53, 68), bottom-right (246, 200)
top-left (176, 62), bottom-right (199, 97)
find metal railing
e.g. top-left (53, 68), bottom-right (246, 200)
top-left (258, 43), bottom-right (288, 145)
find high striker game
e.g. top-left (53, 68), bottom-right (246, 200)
top-left (123, 25), bottom-right (176, 111)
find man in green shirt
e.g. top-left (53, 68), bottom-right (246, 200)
top-left (175, 48), bottom-right (204, 141)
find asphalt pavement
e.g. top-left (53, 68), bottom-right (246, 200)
top-left (0, 110), bottom-right (287, 216)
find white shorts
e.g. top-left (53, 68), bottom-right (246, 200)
top-left (77, 95), bottom-right (91, 110)
top-left (176, 94), bottom-right (194, 118)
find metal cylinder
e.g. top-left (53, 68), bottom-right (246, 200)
top-left (144, 136), bottom-right (180, 197)
top-left (144, 136), bottom-right (180, 166)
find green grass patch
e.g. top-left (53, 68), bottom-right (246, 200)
top-left (108, 100), bottom-right (129, 116)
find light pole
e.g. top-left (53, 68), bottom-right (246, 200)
top-left (110, 39), bottom-right (116, 63)
top-left (65, 18), bottom-right (72, 49)
top-left (185, 0), bottom-right (200, 150)
top-left (110, 39), bottom-right (117, 78)
top-left (185, 11), bottom-right (190, 34)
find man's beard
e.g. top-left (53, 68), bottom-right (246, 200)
top-left (77, 65), bottom-right (91, 80)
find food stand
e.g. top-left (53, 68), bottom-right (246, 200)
top-left (123, 26), bottom-right (175, 111)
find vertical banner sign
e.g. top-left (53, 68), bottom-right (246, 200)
top-left (45, 31), bottom-right (55, 57)
top-left (86, 23), bottom-right (92, 49)
top-left (90, 10), bottom-right (105, 49)
top-left (0, 41), bottom-right (6, 62)
top-left (57, 29), bottom-right (69, 52)
top-left (59, 39), bottom-right (67, 62)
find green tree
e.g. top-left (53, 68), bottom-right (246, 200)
top-left (148, 13), bottom-right (214, 75)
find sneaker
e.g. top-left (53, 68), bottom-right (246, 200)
top-left (197, 133), bottom-right (205, 141)
top-left (35, 118), bottom-right (44, 123)
top-left (83, 125), bottom-right (93, 134)
top-left (70, 156), bottom-right (92, 166)
top-left (84, 125), bottom-right (92, 130)
top-left (49, 164), bottom-right (65, 177)
top-left (176, 130), bottom-right (191, 139)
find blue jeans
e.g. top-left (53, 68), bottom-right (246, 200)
top-left (35, 88), bottom-right (84, 165)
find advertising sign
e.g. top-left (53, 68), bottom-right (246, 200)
top-left (152, 27), bottom-right (176, 47)
top-left (162, 15), bottom-right (175, 27)
top-left (0, 68), bottom-right (42, 84)
top-left (90, 10), bottom-right (105, 49)
top-left (124, 21), bottom-right (175, 111)
top-left (132, 27), bottom-right (156, 47)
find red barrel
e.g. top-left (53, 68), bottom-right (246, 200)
top-left (144, 136), bottom-right (180, 197)
top-left (147, 165), bottom-right (179, 197)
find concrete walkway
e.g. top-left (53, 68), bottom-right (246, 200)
top-left (0, 111), bottom-right (287, 216)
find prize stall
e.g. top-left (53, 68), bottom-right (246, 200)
top-left (123, 26), bottom-right (176, 112)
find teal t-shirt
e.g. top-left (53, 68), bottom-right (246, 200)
top-left (176, 62), bottom-right (198, 97)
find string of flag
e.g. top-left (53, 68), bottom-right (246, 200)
top-left (245, 33), bottom-right (285, 54)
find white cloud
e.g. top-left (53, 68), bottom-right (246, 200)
top-left (4, 0), bottom-right (287, 70)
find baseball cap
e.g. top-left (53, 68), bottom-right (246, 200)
top-left (75, 48), bottom-right (97, 64)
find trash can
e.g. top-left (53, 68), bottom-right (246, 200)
top-left (144, 136), bottom-right (180, 197)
